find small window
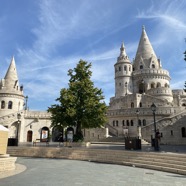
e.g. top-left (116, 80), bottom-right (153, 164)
top-left (122, 120), bottom-right (125, 126)
top-left (152, 64), bottom-right (155, 68)
top-left (131, 120), bottom-right (133, 126)
top-left (131, 102), bottom-right (134, 108)
top-left (8, 101), bottom-right (13, 109)
top-left (127, 120), bottom-right (129, 126)
top-left (113, 121), bottom-right (115, 127)
top-left (119, 66), bottom-right (121, 71)
top-left (124, 66), bottom-right (127, 71)
top-left (129, 66), bottom-right (131, 71)
top-left (171, 130), bottom-right (173, 136)
top-left (138, 120), bottom-right (142, 126)
top-left (116, 120), bottom-right (119, 127)
top-left (143, 119), bottom-right (146, 126)
top-left (1, 101), bottom-right (5, 109)
top-left (181, 127), bottom-right (186, 137)
top-left (140, 65), bottom-right (143, 69)
top-left (140, 102), bottom-right (142, 107)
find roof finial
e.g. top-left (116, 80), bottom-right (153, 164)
top-left (142, 25), bottom-right (145, 30)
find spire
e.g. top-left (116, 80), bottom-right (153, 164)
top-left (117, 42), bottom-right (130, 63)
top-left (4, 56), bottom-right (19, 89)
top-left (135, 26), bottom-right (157, 61)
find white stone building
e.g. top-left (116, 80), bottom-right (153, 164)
top-left (1, 26), bottom-right (186, 145)
top-left (107, 26), bottom-right (186, 145)
top-left (0, 57), bottom-right (106, 144)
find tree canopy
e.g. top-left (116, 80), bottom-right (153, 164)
top-left (48, 60), bottom-right (107, 141)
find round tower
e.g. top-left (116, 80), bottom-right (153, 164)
top-left (132, 26), bottom-right (173, 102)
top-left (0, 57), bottom-right (25, 116)
top-left (114, 43), bottom-right (133, 98)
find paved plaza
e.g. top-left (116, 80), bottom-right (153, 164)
top-left (0, 157), bottom-right (186, 186)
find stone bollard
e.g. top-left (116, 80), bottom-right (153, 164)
top-left (0, 125), bottom-right (9, 155)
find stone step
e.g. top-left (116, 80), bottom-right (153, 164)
top-left (123, 159), bottom-right (186, 170)
top-left (123, 161), bottom-right (186, 175)
top-left (7, 147), bottom-right (186, 175)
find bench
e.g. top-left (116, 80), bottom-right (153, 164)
top-left (33, 139), bottom-right (49, 146)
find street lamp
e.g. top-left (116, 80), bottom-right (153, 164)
top-left (150, 103), bottom-right (159, 151)
top-left (17, 113), bottom-right (21, 146)
top-left (141, 79), bottom-right (145, 93)
top-left (136, 109), bottom-right (141, 139)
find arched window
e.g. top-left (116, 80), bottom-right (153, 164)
top-left (27, 130), bottom-right (33, 142)
top-left (152, 64), bottom-right (155, 68)
top-left (40, 127), bottom-right (50, 141)
top-left (165, 83), bottom-right (168, 88)
top-left (124, 66), bottom-right (127, 71)
top-left (131, 102), bottom-right (134, 108)
top-left (129, 66), bottom-right (131, 71)
top-left (140, 65), bottom-right (143, 69)
top-left (171, 130), bottom-right (173, 136)
top-left (127, 120), bottom-right (129, 126)
top-left (139, 102), bottom-right (142, 107)
top-left (116, 120), bottom-right (119, 127)
top-left (122, 120), bottom-right (125, 126)
top-left (113, 121), bottom-right (115, 127)
top-left (8, 101), bottom-right (13, 109)
top-left (151, 83), bottom-right (155, 89)
top-left (157, 82), bottom-right (161, 88)
top-left (1, 101), bottom-right (5, 109)
top-left (138, 120), bottom-right (142, 126)
top-left (143, 119), bottom-right (146, 126)
top-left (119, 66), bottom-right (121, 71)
top-left (130, 120), bottom-right (133, 126)
top-left (181, 127), bottom-right (186, 137)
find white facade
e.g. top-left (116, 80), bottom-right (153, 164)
top-left (108, 26), bottom-right (186, 144)
top-left (1, 26), bottom-right (186, 145)
top-left (0, 58), bottom-right (106, 143)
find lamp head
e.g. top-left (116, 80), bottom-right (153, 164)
top-left (151, 103), bottom-right (156, 112)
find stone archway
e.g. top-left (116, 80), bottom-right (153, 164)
top-left (27, 130), bottom-right (33, 142)
top-left (40, 127), bottom-right (49, 142)
top-left (52, 126), bottom-right (63, 142)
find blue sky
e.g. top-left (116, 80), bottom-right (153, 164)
top-left (0, 0), bottom-right (186, 111)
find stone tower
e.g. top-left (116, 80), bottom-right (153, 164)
top-left (132, 26), bottom-right (173, 103)
top-left (114, 43), bottom-right (133, 98)
top-left (0, 57), bottom-right (25, 116)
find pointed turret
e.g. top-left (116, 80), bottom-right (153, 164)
top-left (133, 26), bottom-right (160, 70)
top-left (4, 56), bottom-right (19, 90)
top-left (135, 26), bottom-right (156, 61)
top-left (117, 42), bottom-right (130, 64)
top-left (114, 42), bottom-right (133, 97)
top-left (5, 56), bottom-right (18, 80)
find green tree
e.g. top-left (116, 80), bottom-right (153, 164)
top-left (48, 60), bottom-right (107, 141)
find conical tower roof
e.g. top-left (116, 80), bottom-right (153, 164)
top-left (4, 56), bottom-right (19, 89)
top-left (134, 26), bottom-right (160, 70)
top-left (135, 26), bottom-right (156, 61)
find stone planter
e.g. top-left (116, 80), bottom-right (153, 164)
top-left (0, 125), bottom-right (9, 155)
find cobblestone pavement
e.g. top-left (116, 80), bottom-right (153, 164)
top-left (0, 157), bottom-right (186, 186)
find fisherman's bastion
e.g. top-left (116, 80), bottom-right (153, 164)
top-left (0, 26), bottom-right (186, 145)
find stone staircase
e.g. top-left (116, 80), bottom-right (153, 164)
top-left (141, 109), bottom-right (186, 143)
top-left (7, 146), bottom-right (186, 175)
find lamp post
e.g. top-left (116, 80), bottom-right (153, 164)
top-left (141, 79), bottom-right (145, 94)
top-left (136, 109), bottom-right (139, 136)
top-left (17, 113), bottom-right (21, 146)
top-left (150, 103), bottom-right (159, 151)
